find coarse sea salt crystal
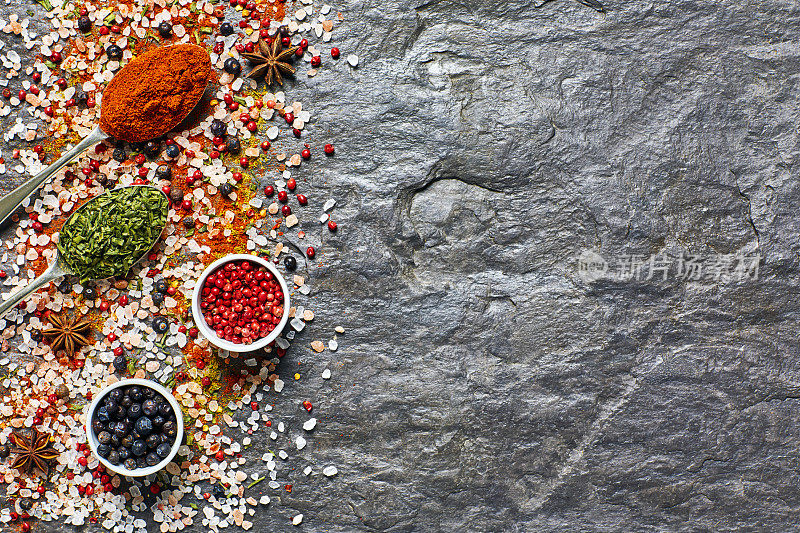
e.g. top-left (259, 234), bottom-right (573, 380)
top-left (304, 466), bottom-right (312, 475)
top-left (303, 418), bottom-right (316, 431)
top-left (296, 436), bottom-right (306, 450)
top-left (322, 369), bottom-right (331, 379)
top-left (292, 514), bottom-right (303, 526)
top-left (323, 466), bottom-right (338, 477)
top-left (323, 198), bottom-right (336, 211)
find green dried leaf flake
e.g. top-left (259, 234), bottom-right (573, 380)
top-left (57, 186), bottom-right (167, 283)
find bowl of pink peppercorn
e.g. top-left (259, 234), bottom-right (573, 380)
top-left (192, 254), bottom-right (291, 352)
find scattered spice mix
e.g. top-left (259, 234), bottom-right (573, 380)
top-left (0, 0), bottom-right (352, 530)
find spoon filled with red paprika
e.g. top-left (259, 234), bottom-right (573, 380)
top-left (0, 43), bottom-right (212, 225)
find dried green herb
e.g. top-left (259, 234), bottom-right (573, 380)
top-left (57, 186), bottom-right (167, 282)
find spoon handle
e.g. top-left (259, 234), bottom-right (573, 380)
top-left (0, 125), bottom-right (106, 226)
top-left (0, 260), bottom-right (66, 319)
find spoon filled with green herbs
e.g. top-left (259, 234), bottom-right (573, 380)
top-left (0, 185), bottom-right (168, 318)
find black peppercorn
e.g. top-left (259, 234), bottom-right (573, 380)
top-left (57, 278), bottom-right (71, 293)
top-left (112, 147), bottom-right (126, 162)
top-left (83, 286), bottom-right (97, 300)
top-left (0, 443), bottom-right (9, 458)
top-left (31, 330), bottom-right (42, 342)
top-left (155, 279), bottom-right (169, 293)
top-left (153, 316), bottom-right (169, 334)
top-left (106, 44), bottom-right (123, 61)
top-left (279, 25), bottom-right (289, 37)
top-left (224, 57), bottom-right (241, 76)
top-left (284, 255), bottom-right (297, 271)
top-left (165, 144), bottom-right (180, 159)
top-left (158, 21), bottom-right (172, 37)
top-left (210, 119), bottom-right (226, 138)
top-left (113, 354), bottom-right (127, 373)
top-left (155, 165), bottom-right (172, 180)
top-left (225, 137), bottom-right (240, 153)
top-left (169, 188), bottom-right (184, 204)
top-left (182, 216), bottom-right (194, 229)
top-left (144, 141), bottom-right (160, 159)
top-left (152, 292), bottom-right (165, 306)
top-left (220, 182), bottom-right (233, 196)
top-left (19, 499), bottom-right (33, 511)
top-left (78, 16), bottom-right (92, 32)
top-left (219, 22), bottom-right (234, 36)
top-left (75, 89), bottom-right (88, 104)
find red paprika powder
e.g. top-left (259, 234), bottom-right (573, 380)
top-left (100, 44), bottom-right (212, 142)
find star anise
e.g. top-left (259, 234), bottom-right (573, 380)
top-left (242, 38), bottom-right (299, 86)
top-left (8, 427), bottom-right (59, 476)
top-left (42, 313), bottom-right (93, 359)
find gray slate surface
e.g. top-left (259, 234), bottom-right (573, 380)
top-left (2, 0), bottom-right (799, 531)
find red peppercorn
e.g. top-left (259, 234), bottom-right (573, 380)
top-left (111, 24), bottom-right (121, 33)
top-left (32, 72), bottom-right (41, 82)
top-left (281, 205), bottom-right (291, 216)
top-left (295, 47), bottom-right (304, 58)
top-left (182, 198), bottom-right (193, 210)
top-left (331, 47), bottom-right (340, 59)
top-left (306, 246), bottom-right (315, 258)
top-left (201, 375), bottom-right (210, 387)
top-left (209, 150), bottom-right (220, 159)
top-left (150, 484), bottom-right (160, 495)
top-left (300, 38), bottom-right (308, 49)
top-left (284, 112), bottom-right (294, 124)
top-left (285, 484), bottom-right (293, 493)
top-left (119, 294), bottom-right (129, 306)
top-left (264, 185), bottom-right (274, 196)
top-left (293, 128), bottom-right (302, 137)
top-left (18, 89), bottom-right (26, 99)
top-left (21, 522), bottom-right (30, 533)
top-left (239, 156), bottom-right (249, 168)
top-left (296, 194), bottom-right (308, 205)
top-left (261, 141), bottom-right (271, 151)
top-left (50, 51), bottom-right (62, 63)
top-left (301, 148), bottom-right (311, 159)
top-left (281, 36), bottom-right (291, 47)
top-left (107, 333), bottom-right (116, 342)
top-left (86, 96), bottom-right (96, 108)
top-left (167, 286), bottom-right (177, 296)
top-left (277, 190), bottom-right (288, 203)
top-left (328, 220), bottom-right (338, 231)
top-left (245, 41), bottom-right (255, 53)
top-left (189, 327), bottom-right (198, 338)
top-left (246, 121), bottom-right (258, 132)
top-left (250, 401), bottom-right (258, 410)
top-left (232, 171), bottom-right (243, 182)
top-left (286, 177), bottom-right (296, 190)
top-left (311, 55), bottom-right (321, 68)
top-left (32, 221), bottom-right (43, 232)
top-left (138, 167), bottom-right (149, 177)
top-left (0, 270), bottom-right (6, 279)
top-left (99, 301), bottom-right (109, 311)
top-left (44, 105), bottom-right (54, 117)
top-left (134, 153), bottom-right (146, 164)
top-left (215, 451), bottom-right (225, 462)
top-left (99, 25), bottom-right (109, 35)
top-left (302, 400), bottom-right (313, 411)
top-left (56, 77), bottom-right (67, 89)
top-left (213, 41), bottom-right (224, 54)
top-left (78, 456), bottom-right (88, 466)
top-left (29, 86), bottom-right (39, 96)
top-left (324, 143), bottom-right (335, 155)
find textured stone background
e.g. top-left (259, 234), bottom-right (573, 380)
top-left (3, 0), bottom-right (800, 530)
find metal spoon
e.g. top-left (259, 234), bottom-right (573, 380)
top-left (0, 45), bottom-right (210, 227)
top-left (0, 185), bottom-right (168, 319)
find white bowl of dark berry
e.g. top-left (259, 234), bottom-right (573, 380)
top-left (86, 379), bottom-right (183, 477)
top-left (191, 254), bottom-right (290, 352)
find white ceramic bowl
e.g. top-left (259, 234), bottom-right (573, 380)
top-left (191, 253), bottom-right (291, 352)
top-left (86, 378), bottom-right (184, 477)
